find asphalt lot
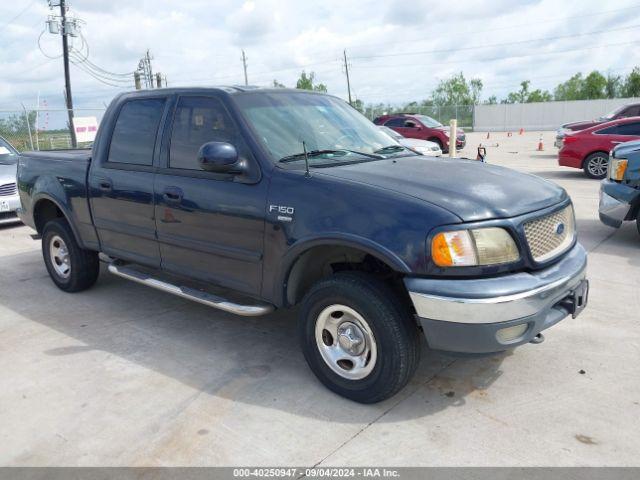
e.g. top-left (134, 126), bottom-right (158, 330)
top-left (1, 130), bottom-right (638, 466)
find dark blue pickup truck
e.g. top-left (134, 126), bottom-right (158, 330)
top-left (17, 87), bottom-right (589, 403)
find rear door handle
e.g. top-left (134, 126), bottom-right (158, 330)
top-left (163, 186), bottom-right (183, 203)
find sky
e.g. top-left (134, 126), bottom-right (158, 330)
top-left (1, 0), bottom-right (640, 113)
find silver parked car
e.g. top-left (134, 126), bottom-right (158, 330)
top-left (378, 126), bottom-right (442, 156)
top-left (0, 136), bottom-right (21, 225)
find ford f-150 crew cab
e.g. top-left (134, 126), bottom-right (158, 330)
top-left (18, 87), bottom-right (589, 403)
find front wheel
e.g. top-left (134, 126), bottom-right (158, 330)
top-left (298, 273), bottom-right (421, 403)
top-left (42, 218), bottom-right (100, 292)
top-left (583, 152), bottom-right (608, 179)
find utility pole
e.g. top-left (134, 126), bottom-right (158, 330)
top-left (241, 49), bottom-right (248, 86)
top-left (146, 49), bottom-right (153, 88)
top-left (59, 0), bottom-right (77, 147)
top-left (343, 49), bottom-right (352, 106)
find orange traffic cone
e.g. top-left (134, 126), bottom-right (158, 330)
top-left (537, 135), bottom-right (544, 151)
top-left (486, 132), bottom-right (490, 139)
top-left (519, 128), bottom-right (524, 135)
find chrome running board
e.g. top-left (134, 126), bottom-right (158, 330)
top-left (107, 263), bottom-right (274, 317)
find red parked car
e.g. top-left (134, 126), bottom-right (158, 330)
top-left (558, 116), bottom-right (640, 179)
top-left (373, 113), bottom-right (465, 153)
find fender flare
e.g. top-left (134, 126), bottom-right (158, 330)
top-left (32, 193), bottom-right (86, 249)
top-left (275, 233), bottom-right (411, 306)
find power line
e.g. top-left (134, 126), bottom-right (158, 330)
top-left (345, 4), bottom-right (640, 54)
top-left (353, 40), bottom-right (640, 70)
top-left (351, 23), bottom-right (640, 61)
top-left (1, 0), bottom-right (38, 29)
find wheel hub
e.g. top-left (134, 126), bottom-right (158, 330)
top-left (314, 304), bottom-right (377, 380)
top-left (337, 322), bottom-right (365, 356)
top-left (49, 235), bottom-right (71, 279)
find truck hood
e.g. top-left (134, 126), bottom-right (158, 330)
top-left (613, 139), bottom-right (640, 158)
top-left (562, 120), bottom-right (601, 131)
top-left (316, 156), bottom-right (566, 222)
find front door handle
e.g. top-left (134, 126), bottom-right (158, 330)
top-left (98, 179), bottom-right (112, 191)
top-left (163, 186), bottom-right (183, 203)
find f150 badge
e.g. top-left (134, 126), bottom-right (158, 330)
top-left (269, 204), bottom-right (295, 222)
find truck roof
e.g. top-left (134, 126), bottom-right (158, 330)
top-left (114, 85), bottom-right (328, 97)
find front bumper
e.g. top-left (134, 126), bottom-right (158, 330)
top-left (598, 180), bottom-right (637, 228)
top-left (405, 243), bottom-right (588, 353)
top-left (0, 194), bottom-right (21, 224)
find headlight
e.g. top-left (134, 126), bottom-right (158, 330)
top-left (609, 158), bottom-right (627, 181)
top-left (442, 130), bottom-right (450, 137)
top-left (412, 146), bottom-right (431, 154)
top-left (431, 228), bottom-right (520, 267)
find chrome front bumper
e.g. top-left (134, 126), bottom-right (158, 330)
top-left (598, 182), bottom-right (633, 228)
top-left (404, 243), bottom-right (588, 353)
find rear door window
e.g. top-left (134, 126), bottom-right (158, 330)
top-left (384, 118), bottom-right (406, 127)
top-left (615, 122), bottom-right (640, 136)
top-left (107, 98), bottom-right (166, 166)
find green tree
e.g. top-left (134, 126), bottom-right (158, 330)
top-left (505, 80), bottom-right (531, 103)
top-left (623, 67), bottom-right (640, 97)
top-left (296, 71), bottom-right (327, 92)
top-left (432, 72), bottom-right (483, 106)
top-left (527, 89), bottom-right (553, 103)
top-left (605, 74), bottom-right (622, 98)
top-left (352, 98), bottom-right (365, 113)
top-left (581, 71), bottom-right (607, 99)
top-left (484, 95), bottom-right (498, 105)
top-left (554, 73), bottom-right (585, 101)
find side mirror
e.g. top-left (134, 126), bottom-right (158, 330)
top-left (197, 142), bottom-right (244, 174)
top-left (404, 121), bottom-right (417, 128)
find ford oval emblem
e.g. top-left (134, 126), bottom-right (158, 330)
top-left (555, 222), bottom-right (565, 235)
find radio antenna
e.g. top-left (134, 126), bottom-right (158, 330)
top-left (302, 140), bottom-right (311, 177)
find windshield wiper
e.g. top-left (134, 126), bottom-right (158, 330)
top-left (278, 149), bottom-right (383, 163)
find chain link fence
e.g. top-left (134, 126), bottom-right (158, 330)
top-left (0, 108), bottom-right (106, 152)
top-left (363, 104), bottom-right (475, 130)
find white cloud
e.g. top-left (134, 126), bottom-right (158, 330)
top-left (0, 0), bottom-right (639, 113)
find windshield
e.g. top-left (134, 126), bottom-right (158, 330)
top-left (234, 91), bottom-right (406, 166)
top-left (378, 126), bottom-right (403, 140)
top-left (415, 115), bottom-right (442, 128)
top-left (601, 105), bottom-right (625, 120)
top-left (0, 137), bottom-right (18, 165)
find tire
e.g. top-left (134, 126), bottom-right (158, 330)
top-left (42, 218), bottom-right (99, 292)
top-left (298, 272), bottom-right (421, 403)
top-left (429, 137), bottom-right (444, 152)
top-left (583, 152), bottom-right (609, 179)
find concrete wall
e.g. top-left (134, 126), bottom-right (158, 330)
top-left (473, 97), bottom-right (640, 131)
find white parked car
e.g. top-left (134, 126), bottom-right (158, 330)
top-left (0, 136), bottom-right (21, 225)
top-left (378, 126), bottom-right (442, 156)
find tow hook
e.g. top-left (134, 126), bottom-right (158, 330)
top-left (530, 333), bottom-right (545, 345)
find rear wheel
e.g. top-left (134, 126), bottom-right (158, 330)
top-left (298, 272), bottom-right (421, 403)
top-left (42, 218), bottom-right (99, 292)
top-left (583, 152), bottom-right (608, 179)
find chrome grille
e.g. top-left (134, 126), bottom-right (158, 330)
top-left (0, 182), bottom-right (17, 196)
top-left (524, 205), bottom-right (575, 262)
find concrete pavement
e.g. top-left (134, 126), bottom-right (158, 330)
top-left (0, 131), bottom-right (638, 466)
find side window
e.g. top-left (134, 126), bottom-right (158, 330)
top-left (107, 98), bottom-right (165, 166)
top-left (384, 117), bottom-right (406, 127)
top-left (615, 122), bottom-right (640, 136)
top-left (169, 96), bottom-right (241, 170)
top-left (595, 125), bottom-right (618, 135)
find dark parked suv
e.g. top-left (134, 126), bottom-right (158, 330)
top-left (373, 113), bottom-right (465, 153)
